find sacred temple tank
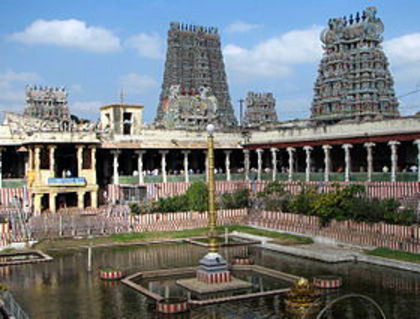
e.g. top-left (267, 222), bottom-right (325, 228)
top-left (155, 22), bottom-right (237, 129)
top-left (311, 7), bottom-right (399, 122)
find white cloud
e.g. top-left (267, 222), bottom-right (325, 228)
top-left (384, 33), bottom-right (420, 65)
top-left (125, 33), bottom-right (163, 59)
top-left (119, 73), bottom-right (157, 94)
top-left (10, 19), bottom-right (121, 53)
top-left (0, 70), bottom-right (40, 104)
top-left (383, 33), bottom-right (420, 85)
top-left (223, 26), bottom-right (323, 78)
top-left (225, 21), bottom-right (261, 33)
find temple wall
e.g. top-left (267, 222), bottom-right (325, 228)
top-left (247, 117), bottom-right (420, 145)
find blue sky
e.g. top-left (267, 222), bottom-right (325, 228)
top-left (1, 0), bottom-right (420, 122)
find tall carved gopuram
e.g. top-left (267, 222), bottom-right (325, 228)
top-left (24, 85), bottom-right (70, 121)
top-left (155, 22), bottom-right (237, 130)
top-left (311, 7), bottom-right (399, 121)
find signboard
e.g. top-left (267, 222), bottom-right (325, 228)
top-left (47, 177), bottom-right (87, 186)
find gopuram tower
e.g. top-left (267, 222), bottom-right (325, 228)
top-left (311, 7), bottom-right (399, 121)
top-left (155, 22), bottom-right (237, 129)
top-left (244, 92), bottom-right (278, 127)
top-left (24, 85), bottom-right (70, 121)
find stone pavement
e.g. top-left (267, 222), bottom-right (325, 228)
top-left (233, 230), bottom-right (420, 274)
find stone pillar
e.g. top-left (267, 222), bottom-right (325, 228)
top-left (322, 145), bottom-right (332, 182)
top-left (28, 147), bottom-right (33, 172)
top-left (90, 146), bottom-right (97, 184)
top-left (388, 141), bottom-right (400, 182)
top-left (33, 193), bottom-right (42, 216)
top-left (342, 144), bottom-right (353, 182)
top-left (224, 150), bottom-right (231, 181)
top-left (34, 145), bottom-right (41, 173)
top-left (270, 148), bottom-right (278, 181)
top-left (49, 192), bottom-right (57, 213)
top-left (0, 148), bottom-right (3, 189)
top-left (364, 142), bottom-right (375, 182)
top-left (76, 145), bottom-right (84, 176)
top-left (135, 150), bottom-right (145, 184)
top-left (160, 150), bottom-right (168, 183)
top-left (414, 140), bottom-right (420, 182)
top-left (286, 147), bottom-right (295, 182)
top-left (49, 145), bottom-right (56, 175)
top-left (182, 151), bottom-right (190, 183)
top-left (77, 191), bottom-right (84, 209)
top-left (243, 150), bottom-right (250, 181)
top-left (111, 150), bottom-right (120, 184)
top-left (91, 191), bottom-right (98, 208)
top-left (303, 146), bottom-right (313, 182)
top-left (256, 148), bottom-right (263, 181)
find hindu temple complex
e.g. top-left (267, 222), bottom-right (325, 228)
top-left (0, 7), bottom-right (418, 215)
top-left (1, 5), bottom-right (420, 319)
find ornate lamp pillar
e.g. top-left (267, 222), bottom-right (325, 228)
top-left (364, 142), bottom-right (375, 182)
top-left (207, 124), bottom-right (217, 252)
top-left (224, 150), bottom-right (231, 181)
top-left (204, 150), bottom-right (208, 182)
top-left (414, 140), bottom-right (420, 182)
top-left (243, 149), bottom-right (250, 181)
top-left (182, 151), bottom-right (190, 183)
top-left (286, 147), bottom-right (295, 182)
top-left (388, 141), bottom-right (400, 182)
top-left (111, 150), bottom-right (121, 184)
top-left (160, 150), bottom-right (169, 183)
top-left (135, 150), bottom-right (145, 184)
top-left (196, 124), bottom-right (231, 284)
top-left (271, 148), bottom-right (279, 181)
top-left (342, 144), bottom-right (353, 182)
top-left (303, 146), bottom-right (313, 182)
top-left (322, 145), bottom-right (332, 182)
top-left (256, 148), bottom-right (264, 181)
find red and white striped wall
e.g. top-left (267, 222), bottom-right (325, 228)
top-left (157, 299), bottom-right (189, 314)
top-left (196, 270), bottom-right (232, 284)
top-left (313, 276), bottom-right (343, 289)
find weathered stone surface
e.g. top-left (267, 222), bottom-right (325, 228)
top-left (155, 22), bottom-right (237, 129)
top-left (311, 7), bottom-right (399, 121)
top-left (244, 92), bottom-right (278, 127)
top-left (24, 85), bottom-right (70, 121)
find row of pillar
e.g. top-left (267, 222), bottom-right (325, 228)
top-left (111, 150), bottom-right (234, 184)
top-left (110, 140), bottom-right (420, 185)
top-left (244, 140), bottom-right (420, 182)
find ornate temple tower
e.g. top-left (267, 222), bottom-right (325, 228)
top-left (24, 85), bottom-right (70, 121)
top-left (311, 7), bottom-right (399, 121)
top-left (155, 22), bottom-right (237, 129)
top-left (244, 92), bottom-right (278, 127)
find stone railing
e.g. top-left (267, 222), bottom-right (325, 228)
top-left (118, 172), bottom-right (418, 183)
top-left (108, 181), bottom-right (420, 203)
top-left (248, 211), bottom-right (420, 254)
top-left (28, 208), bottom-right (248, 240)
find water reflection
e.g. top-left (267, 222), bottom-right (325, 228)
top-left (0, 243), bottom-right (419, 318)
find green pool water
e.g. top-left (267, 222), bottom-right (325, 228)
top-left (1, 243), bottom-right (419, 318)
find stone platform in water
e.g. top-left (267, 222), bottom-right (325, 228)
top-left (176, 276), bottom-right (252, 294)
